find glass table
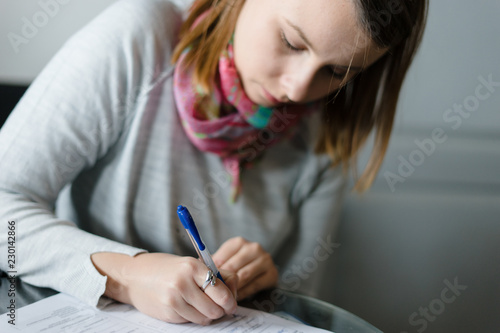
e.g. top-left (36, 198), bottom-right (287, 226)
top-left (0, 271), bottom-right (382, 332)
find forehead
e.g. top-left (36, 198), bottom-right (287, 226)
top-left (273, 0), bottom-right (385, 68)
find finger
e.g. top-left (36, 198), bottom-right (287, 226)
top-left (172, 299), bottom-right (214, 326)
top-left (182, 270), bottom-right (228, 321)
top-left (236, 269), bottom-right (278, 301)
top-left (201, 276), bottom-right (238, 315)
top-left (154, 303), bottom-right (189, 324)
top-left (220, 269), bottom-right (238, 300)
top-left (234, 254), bottom-right (272, 290)
top-left (213, 237), bottom-right (247, 267)
top-left (219, 242), bottom-right (264, 273)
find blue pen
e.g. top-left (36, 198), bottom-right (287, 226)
top-left (176, 205), bottom-right (225, 284)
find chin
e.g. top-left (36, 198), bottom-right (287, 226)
top-left (246, 90), bottom-right (264, 106)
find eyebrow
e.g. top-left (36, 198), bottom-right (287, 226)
top-left (284, 18), bottom-right (364, 72)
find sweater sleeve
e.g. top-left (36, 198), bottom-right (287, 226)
top-left (0, 0), bottom-right (182, 307)
top-left (277, 154), bottom-right (348, 300)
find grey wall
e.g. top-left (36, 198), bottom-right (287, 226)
top-left (329, 1), bottom-right (500, 332)
top-left (1, 1), bottom-right (499, 332)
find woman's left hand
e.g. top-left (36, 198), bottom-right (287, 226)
top-left (212, 237), bottom-right (278, 301)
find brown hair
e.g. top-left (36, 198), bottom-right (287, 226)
top-left (171, 0), bottom-right (429, 192)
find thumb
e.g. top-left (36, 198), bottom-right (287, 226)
top-left (220, 269), bottom-right (238, 300)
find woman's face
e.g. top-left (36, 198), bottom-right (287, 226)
top-left (233, 0), bottom-right (387, 107)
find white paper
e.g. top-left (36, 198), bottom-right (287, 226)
top-left (0, 293), bottom-right (332, 332)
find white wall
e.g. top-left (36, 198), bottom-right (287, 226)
top-left (0, 0), bottom-right (191, 84)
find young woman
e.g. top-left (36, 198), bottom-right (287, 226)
top-left (0, 0), bottom-right (427, 326)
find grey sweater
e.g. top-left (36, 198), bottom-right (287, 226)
top-left (0, 0), bottom-right (346, 307)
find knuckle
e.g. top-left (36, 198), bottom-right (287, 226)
top-left (180, 257), bottom-right (199, 273)
top-left (217, 291), bottom-right (233, 308)
top-left (225, 262), bottom-right (237, 272)
top-left (206, 303), bottom-right (225, 319)
top-left (248, 242), bottom-right (262, 252)
top-left (233, 236), bottom-right (247, 246)
top-left (169, 275), bottom-right (188, 290)
top-left (239, 269), bottom-right (251, 282)
top-left (161, 292), bottom-right (178, 308)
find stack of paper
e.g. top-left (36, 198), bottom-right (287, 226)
top-left (0, 293), bottom-right (332, 332)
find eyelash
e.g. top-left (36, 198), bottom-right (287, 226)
top-left (280, 31), bottom-right (301, 52)
top-left (280, 31), bottom-right (346, 80)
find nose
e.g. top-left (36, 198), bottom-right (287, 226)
top-left (280, 63), bottom-right (317, 103)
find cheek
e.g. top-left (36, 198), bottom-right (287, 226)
top-left (233, 11), bottom-right (283, 85)
top-left (235, 34), bottom-right (280, 82)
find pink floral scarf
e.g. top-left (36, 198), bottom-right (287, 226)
top-left (173, 28), bottom-right (319, 202)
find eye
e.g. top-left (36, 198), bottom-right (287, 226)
top-left (280, 31), bottom-right (301, 52)
top-left (280, 30), bottom-right (349, 80)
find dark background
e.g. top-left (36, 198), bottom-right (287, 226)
top-left (0, 84), bottom-right (28, 128)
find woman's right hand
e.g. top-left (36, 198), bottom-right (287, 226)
top-left (91, 252), bottom-right (238, 325)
